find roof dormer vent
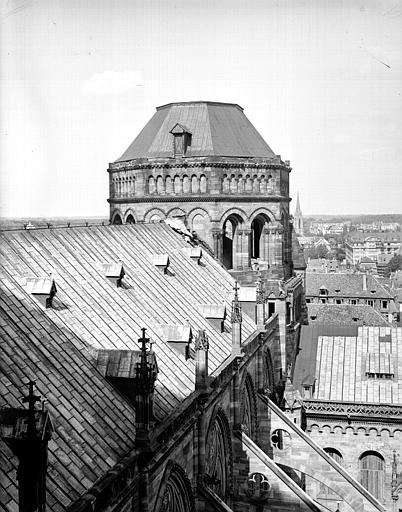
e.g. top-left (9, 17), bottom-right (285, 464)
top-left (102, 262), bottom-right (125, 287)
top-left (160, 324), bottom-right (194, 359)
top-left (152, 254), bottom-right (172, 275)
top-left (170, 123), bottom-right (192, 157)
top-left (199, 304), bottom-right (227, 333)
top-left (27, 277), bottom-right (57, 308)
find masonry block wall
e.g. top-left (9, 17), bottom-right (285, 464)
top-left (307, 420), bottom-right (402, 512)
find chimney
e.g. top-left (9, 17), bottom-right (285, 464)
top-left (362, 273), bottom-right (367, 291)
top-left (0, 382), bottom-right (53, 512)
top-left (231, 282), bottom-right (242, 355)
top-left (255, 275), bottom-right (265, 327)
top-left (195, 329), bottom-right (209, 391)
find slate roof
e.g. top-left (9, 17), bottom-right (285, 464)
top-left (307, 304), bottom-right (391, 327)
top-left (294, 325), bottom-right (402, 403)
top-left (305, 272), bottom-right (393, 299)
top-left (115, 101), bottom-right (276, 161)
top-left (0, 223), bottom-right (257, 510)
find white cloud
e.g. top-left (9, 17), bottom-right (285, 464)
top-left (82, 70), bottom-right (143, 95)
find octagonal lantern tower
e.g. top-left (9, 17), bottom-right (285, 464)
top-left (108, 101), bottom-right (293, 280)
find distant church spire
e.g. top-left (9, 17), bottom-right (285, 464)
top-left (294, 192), bottom-right (304, 236)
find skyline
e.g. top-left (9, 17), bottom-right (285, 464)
top-left (1, 0), bottom-right (401, 218)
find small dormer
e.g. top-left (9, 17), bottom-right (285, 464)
top-left (319, 285), bottom-right (328, 296)
top-left (199, 304), bottom-right (226, 332)
top-left (152, 254), bottom-right (171, 274)
top-left (102, 262), bottom-right (125, 287)
top-left (185, 247), bottom-right (203, 265)
top-left (170, 123), bottom-right (192, 157)
top-left (27, 277), bottom-right (57, 308)
top-left (160, 324), bottom-right (194, 359)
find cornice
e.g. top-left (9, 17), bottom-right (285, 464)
top-left (108, 195), bottom-right (290, 204)
top-left (303, 399), bottom-right (402, 423)
top-left (108, 160), bottom-right (291, 173)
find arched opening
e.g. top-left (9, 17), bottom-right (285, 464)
top-left (222, 214), bottom-right (243, 270)
top-left (319, 448), bottom-right (343, 497)
top-left (112, 213), bottom-right (122, 225)
top-left (126, 214), bottom-right (135, 224)
top-left (359, 451), bottom-right (384, 501)
top-left (200, 174), bottom-right (207, 193)
top-left (251, 213), bottom-right (271, 261)
top-left (148, 176), bottom-right (156, 194)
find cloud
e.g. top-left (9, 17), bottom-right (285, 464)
top-left (82, 70), bottom-right (143, 95)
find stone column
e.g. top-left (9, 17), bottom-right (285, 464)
top-left (242, 229), bottom-right (252, 269)
top-left (261, 227), bottom-right (270, 263)
top-left (268, 226), bottom-right (276, 268)
top-left (212, 228), bottom-right (224, 263)
top-left (235, 230), bottom-right (243, 270)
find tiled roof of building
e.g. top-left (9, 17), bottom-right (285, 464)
top-left (307, 304), bottom-right (391, 326)
top-left (294, 325), bottom-right (402, 403)
top-left (0, 223), bottom-right (257, 510)
top-left (115, 101), bottom-right (276, 161)
top-left (346, 232), bottom-right (401, 243)
top-left (305, 272), bottom-right (393, 298)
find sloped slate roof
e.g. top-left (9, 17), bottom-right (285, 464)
top-left (294, 325), bottom-right (402, 403)
top-left (0, 286), bottom-right (136, 511)
top-left (0, 223), bottom-right (257, 510)
top-left (115, 101), bottom-right (276, 161)
top-left (307, 304), bottom-right (391, 326)
top-left (305, 272), bottom-right (393, 298)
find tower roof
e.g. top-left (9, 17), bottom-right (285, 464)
top-left (115, 101), bottom-right (276, 162)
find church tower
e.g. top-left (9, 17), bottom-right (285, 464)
top-left (293, 192), bottom-right (304, 236)
top-left (108, 101), bottom-right (293, 280)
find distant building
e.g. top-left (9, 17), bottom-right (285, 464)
top-left (377, 253), bottom-right (393, 278)
top-left (306, 258), bottom-right (345, 273)
top-left (345, 232), bottom-right (401, 265)
top-left (293, 192), bottom-right (304, 236)
top-left (305, 272), bottom-right (398, 323)
top-left (359, 257), bottom-right (377, 274)
top-left (355, 222), bottom-right (400, 232)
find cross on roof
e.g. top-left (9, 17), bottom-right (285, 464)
top-left (22, 381), bottom-right (41, 411)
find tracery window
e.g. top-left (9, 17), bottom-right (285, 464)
top-left (157, 464), bottom-right (195, 512)
top-left (241, 374), bottom-right (256, 440)
top-left (360, 452), bottom-right (384, 501)
top-left (205, 413), bottom-right (230, 500)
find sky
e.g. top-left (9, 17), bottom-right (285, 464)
top-left (1, 0), bottom-right (401, 217)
